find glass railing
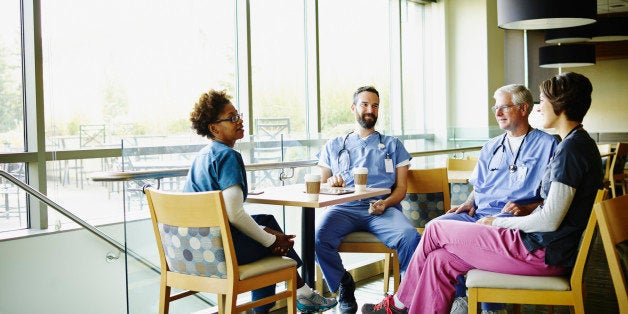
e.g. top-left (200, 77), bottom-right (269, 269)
top-left (116, 129), bottom-right (489, 312)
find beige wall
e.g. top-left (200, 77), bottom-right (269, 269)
top-left (446, 0), bottom-right (628, 134)
top-left (568, 58), bottom-right (628, 133)
top-left (446, 0), bottom-right (496, 129)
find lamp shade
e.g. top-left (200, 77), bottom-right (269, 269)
top-left (591, 17), bottom-right (628, 42)
top-left (545, 24), bottom-right (594, 44)
top-left (539, 44), bottom-right (596, 68)
top-left (497, 0), bottom-right (596, 30)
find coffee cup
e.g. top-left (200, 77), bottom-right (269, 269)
top-left (304, 174), bottom-right (321, 201)
top-left (353, 167), bottom-right (368, 192)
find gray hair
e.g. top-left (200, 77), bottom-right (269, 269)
top-left (494, 84), bottom-right (533, 115)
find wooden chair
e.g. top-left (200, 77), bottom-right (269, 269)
top-left (315, 168), bottom-right (451, 295)
top-left (447, 157), bottom-right (477, 206)
top-left (145, 188), bottom-right (297, 314)
top-left (609, 142), bottom-right (627, 198)
top-left (446, 156), bottom-right (478, 172)
top-left (403, 167), bottom-right (451, 233)
top-left (465, 189), bottom-right (606, 314)
top-left (594, 194), bottom-right (628, 312)
top-left (598, 143), bottom-right (613, 188)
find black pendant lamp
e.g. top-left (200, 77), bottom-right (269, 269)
top-left (539, 44), bottom-right (596, 68)
top-left (545, 24), bottom-right (594, 44)
top-left (591, 17), bottom-right (628, 42)
top-left (498, 0), bottom-right (597, 30)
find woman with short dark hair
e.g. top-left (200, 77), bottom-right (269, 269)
top-left (362, 72), bottom-right (602, 314)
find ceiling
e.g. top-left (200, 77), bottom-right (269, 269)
top-left (597, 0), bottom-right (628, 14)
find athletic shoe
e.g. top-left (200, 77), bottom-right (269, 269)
top-left (450, 296), bottom-right (468, 314)
top-left (338, 272), bottom-right (357, 313)
top-left (296, 290), bottom-right (337, 313)
top-left (361, 295), bottom-right (408, 314)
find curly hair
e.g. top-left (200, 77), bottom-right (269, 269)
top-left (190, 89), bottom-right (232, 139)
top-left (539, 72), bottom-right (592, 123)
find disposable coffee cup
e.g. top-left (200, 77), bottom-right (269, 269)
top-left (354, 167), bottom-right (368, 192)
top-left (304, 174), bottom-right (321, 201)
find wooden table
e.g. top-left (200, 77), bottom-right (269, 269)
top-left (246, 184), bottom-right (391, 287)
top-left (447, 170), bottom-right (473, 184)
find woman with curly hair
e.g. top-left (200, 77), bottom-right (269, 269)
top-left (183, 89), bottom-right (337, 314)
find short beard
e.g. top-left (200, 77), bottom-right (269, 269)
top-left (358, 114), bottom-right (377, 129)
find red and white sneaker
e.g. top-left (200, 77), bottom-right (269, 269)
top-left (361, 295), bottom-right (408, 314)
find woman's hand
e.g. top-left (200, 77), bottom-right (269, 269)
top-left (476, 216), bottom-right (495, 226)
top-left (501, 201), bottom-right (539, 216)
top-left (265, 227), bottom-right (295, 256)
top-left (326, 174), bottom-right (346, 187)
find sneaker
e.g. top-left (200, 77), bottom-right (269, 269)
top-left (481, 310), bottom-right (507, 314)
top-left (450, 296), bottom-right (468, 314)
top-left (296, 290), bottom-right (338, 313)
top-left (361, 295), bottom-right (408, 314)
top-left (338, 272), bottom-right (358, 313)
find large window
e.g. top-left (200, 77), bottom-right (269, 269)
top-left (0, 0), bottom-right (24, 153)
top-left (319, 0), bottom-right (391, 137)
top-left (1, 0), bottom-right (446, 233)
top-left (250, 0), bottom-right (306, 138)
top-left (40, 0), bottom-right (237, 228)
top-left (41, 0), bottom-right (236, 145)
top-left (0, 1), bottom-right (26, 232)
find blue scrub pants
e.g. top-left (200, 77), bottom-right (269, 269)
top-left (231, 214), bottom-right (302, 313)
top-left (315, 206), bottom-right (421, 292)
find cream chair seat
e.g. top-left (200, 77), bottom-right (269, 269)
top-left (465, 189), bottom-right (607, 313)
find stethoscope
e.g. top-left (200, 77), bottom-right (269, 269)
top-left (488, 127), bottom-right (532, 173)
top-left (337, 131), bottom-right (388, 172)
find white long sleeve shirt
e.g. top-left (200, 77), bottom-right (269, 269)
top-left (221, 185), bottom-right (276, 247)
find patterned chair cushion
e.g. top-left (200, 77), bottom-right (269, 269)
top-left (158, 223), bottom-right (227, 278)
top-left (450, 183), bottom-right (473, 206)
top-left (401, 192), bottom-right (446, 229)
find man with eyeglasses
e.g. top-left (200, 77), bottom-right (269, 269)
top-left (315, 86), bottom-right (420, 314)
top-left (440, 84), bottom-right (558, 314)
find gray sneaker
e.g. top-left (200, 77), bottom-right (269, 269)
top-left (296, 290), bottom-right (338, 313)
top-left (450, 296), bottom-right (468, 314)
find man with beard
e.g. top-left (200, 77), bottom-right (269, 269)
top-left (315, 86), bottom-right (420, 313)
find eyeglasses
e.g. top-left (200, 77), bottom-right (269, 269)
top-left (213, 113), bottom-right (244, 124)
top-left (491, 104), bottom-right (519, 114)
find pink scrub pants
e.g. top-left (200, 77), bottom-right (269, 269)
top-left (396, 220), bottom-right (566, 314)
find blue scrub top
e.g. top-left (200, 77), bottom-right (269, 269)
top-left (470, 129), bottom-right (558, 215)
top-left (183, 141), bottom-right (248, 200)
top-left (318, 132), bottom-right (411, 210)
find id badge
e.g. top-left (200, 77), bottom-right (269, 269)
top-left (516, 166), bottom-right (528, 182)
top-left (385, 158), bottom-right (394, 173)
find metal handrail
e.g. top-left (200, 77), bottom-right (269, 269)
top-left (1, 169), bottom-right (216, 307)
top-left (0, 169), bottom-right (160, 280)
top-left (0, 169), bottom-right (123, 250)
